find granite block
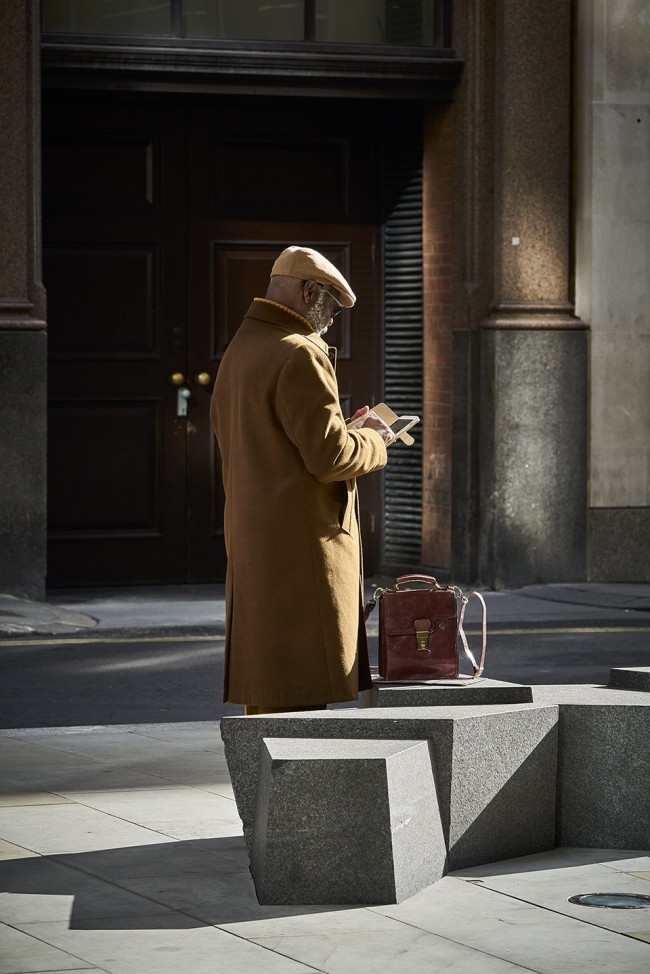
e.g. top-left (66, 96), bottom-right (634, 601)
top-left (479, 329), bottom-right (588, 587)
top-left (221, 704), bottom-right (558, 872)
top-left (447, 708), bottom-right (558, 869)
top-left (557, 703), bottom-right (650, 848)
top-left (364, 679), bottom-right (533, 708)
top-left (608, 666), bottom-right (650, 692)
top-left (532, 685), bottom-right (650, 707)
top-left (501, 684), bottom-right (650, 849)
top-left (221, 711), bottom-right (451, 852)
top-left (250, 738), bottom-right (446, 904)
top-left (0, 332), bottom-right (47, 599)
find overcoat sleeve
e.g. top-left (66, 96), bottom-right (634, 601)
top-left (275, 340), bottom-right (387, 483)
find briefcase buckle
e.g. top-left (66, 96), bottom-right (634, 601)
top-left (414, 618), bottom-right (431, 651)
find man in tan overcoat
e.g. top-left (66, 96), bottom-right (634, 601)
top-left (211, 246), bottom-right (393, 714)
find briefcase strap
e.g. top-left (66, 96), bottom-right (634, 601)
top-left (457, 591), bottom-right (487, 679)
top-left (363, 579), bottom-right (487, 679)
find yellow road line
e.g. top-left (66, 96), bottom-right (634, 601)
top-left (1, 627), bottom-right (649, 648)
top-left (464, 626), bottom-right (650, 636)
top-left (365, 626), bottom-right (650, 637)
top-left (0, 634), bottom-right (225, 648)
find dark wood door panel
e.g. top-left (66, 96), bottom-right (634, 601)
top-left (44, 101), bottom-right (188, 585)
top-left (214, 138), bottom-right (350, 222)
top-left (47, 395), bottom-right (187, 585)
top-left (43, 134), bottom-right (160, 214)
top-left (48, 400), bottom-right (164, 534)
top-left (45, 244), bottom-right (161, 360)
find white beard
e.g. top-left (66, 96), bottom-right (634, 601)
top-left (305, 289), bottom-right (332, 336)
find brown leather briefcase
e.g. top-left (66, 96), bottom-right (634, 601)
top-left (365, 574), bottom-right (486, 683)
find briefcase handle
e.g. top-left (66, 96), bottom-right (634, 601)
top-left (395, 575), bottom-right (466, 601)
top-left (364, 575), bottom-right (451, 619)
top-left (395, 574), bottom-right (441, 588)
top-left (394, 573), bottom-right (461, 594)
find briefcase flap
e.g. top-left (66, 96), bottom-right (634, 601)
top-left (381, 587), bottom-right (457, 634)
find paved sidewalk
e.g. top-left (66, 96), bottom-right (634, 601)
top-left (1, 720), bottom-right (649, 974)
top-left (1, 581), bottom-right (649, 971)
top-left (2, 580), bottom-right (650, 637)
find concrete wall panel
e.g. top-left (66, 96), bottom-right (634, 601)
top-left (576, 0), bottom-right (650, 578)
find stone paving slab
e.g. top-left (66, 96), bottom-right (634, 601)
top-left (0, 593), bottom-right (96, 636)
top-left (516, 583), bottom-right (650, 612)
top-left (375, 853), bottom-right (650, 971)
top-left (452, 848), bottom-right (650, 939)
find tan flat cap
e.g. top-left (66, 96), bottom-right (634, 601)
top-left (271, 246), bottom-right (356, 308)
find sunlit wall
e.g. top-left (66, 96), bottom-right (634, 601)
top-left (575, 0), bottom-right (650, 577)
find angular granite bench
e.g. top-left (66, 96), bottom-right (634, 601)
top-left (221, 668), bottom-right (650, 904)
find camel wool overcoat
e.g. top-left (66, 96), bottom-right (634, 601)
top-left (211, 298), bottom-right (387, 706)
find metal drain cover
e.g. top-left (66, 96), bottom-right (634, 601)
top-left (568, 892), bottom-right (650, 909)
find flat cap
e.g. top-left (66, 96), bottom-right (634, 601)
top-left (271, 246), bottom-right (356, 308)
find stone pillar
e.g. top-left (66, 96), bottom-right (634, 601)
top-left (478, 0), bottom-right (589, 586)
top-left (0, 0), bottom-right (47, 598)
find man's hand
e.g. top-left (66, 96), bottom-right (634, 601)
top-left (347, 405), bottom-right (370, 425)
top-left (348, 405), bottom-right (394, 444)
top-left (362, 414), bottom-right (395, 444)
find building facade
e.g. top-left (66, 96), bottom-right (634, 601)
top-left (0, 1), bottom-right (648, 598)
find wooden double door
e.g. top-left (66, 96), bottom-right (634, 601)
top-left (44, 95), bottom-right (386, 585)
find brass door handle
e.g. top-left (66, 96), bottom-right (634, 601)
top-left (195, 372), bottom-right (212, 386)
top-left (169, 372), bottom-right (185, 386)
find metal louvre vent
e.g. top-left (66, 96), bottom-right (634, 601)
top-left (382, 139), bottom-right (424, 570)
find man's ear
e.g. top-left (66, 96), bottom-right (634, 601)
top-left (302, 279), bottom-right (319, 304)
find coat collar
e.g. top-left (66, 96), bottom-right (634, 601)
top-left (247, 298), bottom-right (337, 369)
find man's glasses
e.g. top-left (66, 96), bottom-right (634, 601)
top-left (318, 283), bottom-right (345, 317)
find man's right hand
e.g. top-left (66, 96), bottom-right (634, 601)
top-left (347, 405), bottom-right (394, 444)
top-left (361, 414), bottom-right (395, 444)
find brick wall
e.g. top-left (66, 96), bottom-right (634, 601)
top-left (422, 102), bottom-right (455, 568)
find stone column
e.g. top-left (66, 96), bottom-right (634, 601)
top-left (0, 0), bottom-right (47, 598)
top-left (478, 0), bottom-right (589, 586)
